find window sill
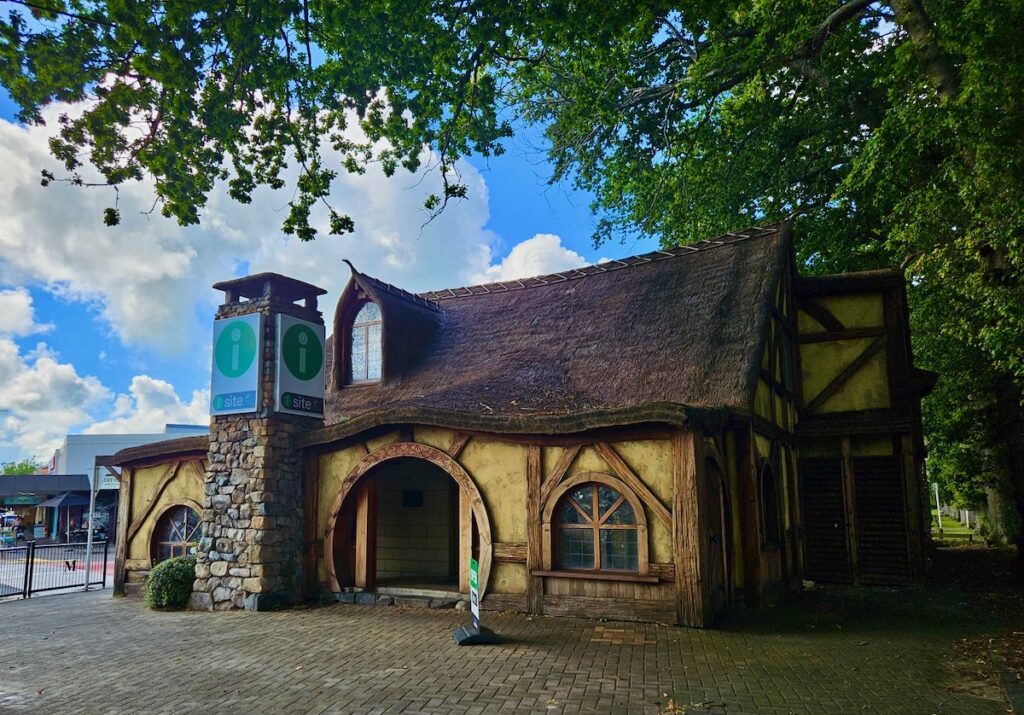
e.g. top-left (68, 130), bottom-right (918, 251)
top-left (530, 569), bottom-right (659, 584)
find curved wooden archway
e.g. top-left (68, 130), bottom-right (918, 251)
top-left (324, 442), bottom-right (493, 597)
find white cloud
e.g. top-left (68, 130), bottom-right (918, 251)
top-left (469, 233), bottom-right (588, 284)
top-left (0, 338), bottom-right (110, 456)
top-left (85, 375), bottom-right (208, 434)
top-left (0, 288), bottom-right (51, 336)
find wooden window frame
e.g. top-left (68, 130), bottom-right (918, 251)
top-left (346, 300), bottom-right (382, 385)
top-left (150, 504), bottom-right (201, 565)
top-left (540, 471), bottom-right (649, 577)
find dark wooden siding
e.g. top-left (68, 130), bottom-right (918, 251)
top-left (853, 456), bottom-right (910, 584)
top-left (799, 457), bottom-right (850, 583)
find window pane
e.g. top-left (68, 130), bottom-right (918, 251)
top-left (351, 326), bottom-right (367, 381)
top-left (569, 485), bottom-right (593, 517)
top-left (354, 302), bottom-right (381, 323)
top-left (604, 500), bottom-right (636, 525)
top-left (559, 499), bottom-right (586, 525)
top-left (557, 528), bottom-right (594, 569)
top-left (597, 485), bottom-right (620, 517)
top-left (366, 323), bottom-right (382, 380)
top-left (600, 529), bottom-right (638, 571)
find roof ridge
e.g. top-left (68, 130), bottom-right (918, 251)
top-left (358, 272), bottom-right (442, 312)
top-left (419, 224), bottom-right (779, 302)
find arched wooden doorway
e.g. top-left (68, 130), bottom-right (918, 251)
top-left (324, 442), bottom-right (493, 598)
top-left (705, 454), bottom-right (733, 609)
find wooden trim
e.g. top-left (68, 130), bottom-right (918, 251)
top-left (799, 299), bottom-right (846, 332)
top-left (459, 490), bottom-right (472, 592)
top-left (525, 445), bottom-right (543, 615)
top-left (673, 430), bottom-right (711, 627)
top-left (540, 595), bottom-right (675, 624)
top-left (541, 471), bottom-right (649, 576)
top-left (648, 562), bottom-right (676, 581)
top-left (323, 441), bottom-right (494, 598)
top-left (594, 443), bottom-right (672, 528)
top-left (125, 461), bottom-right (182, 545)
top-left (353, 481), bottom-right (372, 588)
top-left (798, 327), bottom-right (886, 343)
top-left (750, 415), bottom-right (796, 445)
top-left (531, 570), bottom-right (659, 584)
top-left (803, 336), bottom-right (887, 415)
top-left (447, 432), bottom-right (470, 459)
top-left (539, 444), bottom-right (581, 507)
top-left (493, 542), bottom-right (526, 563)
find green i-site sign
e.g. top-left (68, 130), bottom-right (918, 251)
top-left (210, 313), bottom-right (262, 415)
top-left (275, 314), bottom-right (325, 417)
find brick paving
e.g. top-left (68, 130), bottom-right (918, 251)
top-left (0, 583), bottom-right (1013, 714)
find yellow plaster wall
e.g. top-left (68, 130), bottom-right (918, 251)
top-left (754, 380), bottom-right (773, 421)
top-left (458, 438), bottom-right (527, 543)
top-left (490, 562), bottom-right (527, 594)
top-left (800, 338), bottom-right (890, 412)
top-left (126, 461), bottom-right (205, 564)
top-left (852, 435), bottom-right (895, 456)
top-left (608, 440), bottom-right (674, 564)
top-left (317, 445), bottom-right (367, 535)
top-left (820, 294), bottom-right (884, 328)
top-left (412, 426), bottom-right (454, 452)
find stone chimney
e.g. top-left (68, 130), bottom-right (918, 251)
top-left (191, 273), bottom-right (326, 611)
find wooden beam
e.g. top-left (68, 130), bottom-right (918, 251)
top-left (900, 434), bottom-right (925, 583)
top-left (736, 426), bottom-right (761, 607)
top-left (539, 444), bottom-right (581, 507)
top-left (798, 327), bottom-right (886, 343)
top-left (125, 460), bottom-right (182, 545)
top-left (594, 443), bottom-right (672, 529)
top-left (803, 336), bottom-right (887, 415)
top-left (113, 466), bottom-right (134, 596)
top-left (841, 437), bottom-right (859, 583)
top-left (799, 299), bottom-right (846, 332)
top-left (673, 431), bottom-right (711, 627)
top-left (447, 432), bottom-right (471, 459)
top-left (302, 456), bottom-right (320, 595)
top-left (492, 542), bottom-right (527, 563)
top-left (354, 481), bottom-right (374, 589)
top-left (525, 445), bottom-right (543, 615)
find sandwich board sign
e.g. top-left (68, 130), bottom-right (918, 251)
top-left (452, 557), bottom-right (500, 645)
top-left (275, 314), bottom-right (325, 417)
top-left (211, 313), bottom-right (262, 415)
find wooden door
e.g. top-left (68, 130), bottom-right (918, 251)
top-left (799, 457), bottom-right (852, 583)
top-left (705, 463), bottom-right (730, 609)
top-left (853, 456), bottom-right (910, 584)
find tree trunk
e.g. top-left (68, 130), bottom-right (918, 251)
top-left (994, 374), bottom-right (1024, 562)
top-left (889, 0), bottom-right (960, 101)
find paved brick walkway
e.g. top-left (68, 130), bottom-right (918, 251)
top-left (0, 584), bottom-right (1013, 714)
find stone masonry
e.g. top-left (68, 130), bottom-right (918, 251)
top-left (190, 275), bottom-right (325, 611)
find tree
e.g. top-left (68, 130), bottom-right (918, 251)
top-left (2, 1), bottom-right (1023, 549)
top-left (1, 458), bottom-right (42, 475)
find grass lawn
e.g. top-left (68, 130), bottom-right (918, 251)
top-left (932, 508), bottom-right (978, 541)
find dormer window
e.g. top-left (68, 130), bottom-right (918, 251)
top-left (349, 302), bottom-right (382, 383)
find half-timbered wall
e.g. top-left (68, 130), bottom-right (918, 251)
top-left (794, 273), bottom-right (927, 584)
top-left (308, 426), bottom-right (717, 625)
top-left (114, 455), bottom-right (206, 594)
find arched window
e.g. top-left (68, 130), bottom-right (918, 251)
top-left (759, 463), bottom-right (781, 547)
top-left (152, 505), bottom-right (201, 564)
top-left (555, 483), bottom-right (639, 572)
top-left (349, 302), bottom-right (382, 383)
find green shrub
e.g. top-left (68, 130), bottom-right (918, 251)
top-left (144, 555), bottom-right (197, 609)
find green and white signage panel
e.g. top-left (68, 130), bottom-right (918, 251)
top-left (275, 314), bottom-right (325, 417)
top-left (210, 313), bottom-right (262, 415)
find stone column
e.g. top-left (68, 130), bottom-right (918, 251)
top-left (191, 274), bottom-right (326, 611)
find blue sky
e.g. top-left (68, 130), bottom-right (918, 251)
top-left (0, 86), bottom-right (659, 464)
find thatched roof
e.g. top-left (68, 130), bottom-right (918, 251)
top-left (112, 435), bottom-right (209, 466)
top-left (306, 223), bottom-right (791, 445)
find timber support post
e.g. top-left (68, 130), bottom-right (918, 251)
top-left (673, 430), bottom-right (712, 627)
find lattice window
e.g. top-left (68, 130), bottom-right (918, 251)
top-left (152, 505), bottom-right (201, 564)
top-left (349, 302), bottom-right (382, 383)
top-left (555, 483), bottom-right (639, 572)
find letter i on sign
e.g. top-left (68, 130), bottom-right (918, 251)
top-left (231, 328), bottom-right (241, 372)
top-left (298, 331), bottom-right (307, 375)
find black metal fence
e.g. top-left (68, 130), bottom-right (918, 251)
top-left (0, 541), bottom-right (108, 600)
